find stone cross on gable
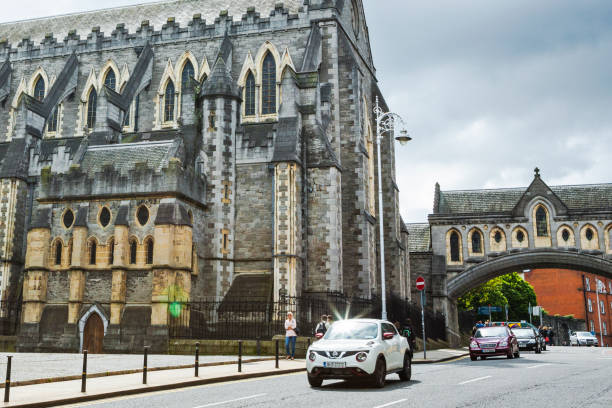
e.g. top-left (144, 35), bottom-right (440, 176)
top-left (534, 167), bottom-right (540, 178)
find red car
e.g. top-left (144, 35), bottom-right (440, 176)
top-left (469, 326), bottom-right (520, 361)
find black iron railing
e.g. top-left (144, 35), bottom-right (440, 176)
top-left (168, 294), bottom-right (447, 341)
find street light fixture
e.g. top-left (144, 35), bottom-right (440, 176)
top-left (373, 96), bottom-right (410, 321)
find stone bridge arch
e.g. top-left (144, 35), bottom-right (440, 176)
top-left (444, 249), bottom-right (612, 345)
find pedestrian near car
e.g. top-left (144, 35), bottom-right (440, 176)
top-left (315, 315), bottom-right (328, 336)
top-left (326, 315), bottom-right (334, 330)
top-left (285, 312), bottom-right (297, 360)
top-left (402, 318), bottom-right (416, 354)
top-left (548, 328), bottom-right (555, 346)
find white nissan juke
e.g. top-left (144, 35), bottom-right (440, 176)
top-left (306, 319), bottom-right (412, 388)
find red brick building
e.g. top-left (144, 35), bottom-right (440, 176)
top-left (524, 268), bottom-right (612, 346)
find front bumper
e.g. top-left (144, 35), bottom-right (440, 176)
top-left (518, 342), bottom-right (537, 350)
top-left (470, 346), bottom-right (510, 357)
top-left (306, 352), bottom-right (376, 377)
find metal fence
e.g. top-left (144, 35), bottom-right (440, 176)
top-left (0, 301), bottom-right (21, 336)
top-left (168, 294), bottom-right (447, 341)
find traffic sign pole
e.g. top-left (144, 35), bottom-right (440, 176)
top-left (416, 276), bottom-right (426, 360)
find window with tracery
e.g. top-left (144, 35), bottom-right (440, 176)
top-left (244, 72), bottom-right (256, 116)
top-left (130, 240), bottom-right (138, 265)
top-left (87, 88), bottom-right (97, 129)
top-left (104, 70), bottom-right (116, 91)
top-left (535, 206), bottom-right (548, 237)
top-left (181, 61), bottom-right (195, 91)
top-left (33, 77), bottom-right (45, 101)
top-left (450, 231), bottom-right (460, 262)
top-left (471, 231), bottom-right (482, 254)
top-left (261, 53), bottom-right (276, 115)
top-left (164, 81), bottom-right (175, 123)
top-left (146, 239), bottom-right (154, 265)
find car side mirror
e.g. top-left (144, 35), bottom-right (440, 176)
top-left (383, 332), bottom-right (395, 340)
top-left (315, 333), bottom-right (324, 340)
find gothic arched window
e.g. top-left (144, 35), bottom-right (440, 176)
top-left (108, 239), bottom-right (115, 265)
top-left (33, 77), bottom-right (45, 101)
top-left (471, 230), bottom-right (482, 254)
top-left (261, 53), bottom-right (276, 115)
top-left (48, 106), bottom-right (59, 133)
top-left (450, 231), bottom-right (460, 262)
top-left (55, 241), bottom-right (62, 266)
top-left (164, 81), bottom-right (175, 123)
top-left (181, 61), bottom-right (195, 91)
top-left (535, 206), bottom-right (549, 237)
top-left (86, 88), bottom-right (97, 129)
top-left (244, 71), bottom-right (256, 116)
top-left (89, 240), bottom-right (97, 265)
top-left (130, 239), bottom-right (138, 265)
top-left (104, 70), bottom-right (116, 91)
top-left (145, 238), bottom-right (154, 265)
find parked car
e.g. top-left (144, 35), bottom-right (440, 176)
top-left (511, 327), bottom-right (543, 353)
top-left (306, 319), bottom-right (411, 388)
top-left (570, 331), bottom-right (599, 347)
top-left (469, 326), bottom-right (520, 361)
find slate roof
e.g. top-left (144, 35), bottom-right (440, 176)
top-left (437, 183), bottom-right (612, 215)
top-left (406, 223), bottom-right (431, 252)
top-left (79, 140), bottom-right (176, 176)
top-left (0, 0), bottom-right (304, 45)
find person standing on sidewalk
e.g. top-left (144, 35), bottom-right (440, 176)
top-left (285, 312), bottom-right (297, 360)
top-left (315, 315), bottom-right (328, 336)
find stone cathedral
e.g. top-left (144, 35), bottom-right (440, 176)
top-left (0, 0), bottom-right (410, 352)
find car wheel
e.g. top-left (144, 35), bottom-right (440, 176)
top-left (372, 358), bottom-right (386, 388)
top-left (480, 356), bottom-right (487, 360)
top-left (307, 374), bottom-right (323, 388)
top-left (470, 355), bottom-right (477, 361)
top-left (399, 353), bottom-right (412, 381)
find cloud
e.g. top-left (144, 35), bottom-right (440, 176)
top-left (364, 0), bottom-right (612, 222)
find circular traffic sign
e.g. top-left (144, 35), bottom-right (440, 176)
top-left (416, 276), bottom-right (425, 291)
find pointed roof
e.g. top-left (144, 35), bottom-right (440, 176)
top-left (435, 169), bottom-right (612, 216)
top-left (200, 57), bottom-right (240, 99)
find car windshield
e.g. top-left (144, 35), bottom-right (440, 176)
top-left (512, 329), bottom-right (534, 338)
top-left (475, 327), bottom-right (507, 338)
top-left (576, 332), bottom-right (594, 338)
top-left (325, 321), bottom-right (379, 340)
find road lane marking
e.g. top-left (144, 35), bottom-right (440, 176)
top-left (373, 399), bottom-right (408, 408)
top-left (527, 364), bottom-right (551, 369)
top-left (192, 393), bottom-right (267, 408)
top-left (458, 376), bottom-right (491, 385)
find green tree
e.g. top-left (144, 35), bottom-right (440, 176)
top-left (458, 272), bottom-right (537, 322)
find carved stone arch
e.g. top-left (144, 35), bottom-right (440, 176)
top-left (87, 236), bottom-right (99, 265)
top-left (50, 237), bottom-right (66, 266)
top-left (446, 228), bottom-right (463, 265)
top-left (80, 68), bottom-right (99, 103)
top-left (556, 224), bottom-right (576, 248)
top-left (489, 226), bottom-right (507, 252)
top-left (467, 227), bottom-right (484, 256)
top-left (254, 41), bottom-right (282, 84)
top-left (605, 223), bottom-right (612, 253)
top-left (10, 77), bottom-right (27, 109)
top-left (78, 303), bottom-right (109, 353)
top-left (279, 48), bottom-right (296, 82)
top-left (199, 57), bottom-right (211, 81)
top-left (530, 200), bottom-right (553, 248)
top-left (28, 66), bottom-right (49, 96)
top-left (157, 59), bottom-right (177, 95)
top-left (511, 226), bottom-right (529, 249)
top-left (237, 52), bottom-right (257, 87)
top-left (98, 59), bottom-right (120, 90)
top-left (580, 223), bottom-right (600, 250)
top-left (174, 51), bottom-right (199, 90)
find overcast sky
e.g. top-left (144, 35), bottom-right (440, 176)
top-left (2, 1), bottom-right (611, 222)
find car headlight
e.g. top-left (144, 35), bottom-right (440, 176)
top-left (528, 339), bottom-right (535, 343)
top-left (470, 341), bottom-right (479, 349)
top-left (499, 340), bottom-right (508, 347)
top-left (309, 352), bottom-right (316, 362)
top-left (356, 352), bottom-right (368, 362)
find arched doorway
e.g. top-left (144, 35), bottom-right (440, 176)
top-left (83, 313), bottom-right (104, 354)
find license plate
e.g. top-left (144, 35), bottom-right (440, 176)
top-left (324, 362), bottom-right (346, 368)
top-left (483, 349), bottom-right (495, 353)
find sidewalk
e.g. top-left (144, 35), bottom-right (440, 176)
top-left (0, 359), bottom-right (305, 408)
top-left (412, 348), bottom-right (469, 364)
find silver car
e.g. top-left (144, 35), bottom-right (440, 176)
top-left (569, 331), bottom-right (599, 347)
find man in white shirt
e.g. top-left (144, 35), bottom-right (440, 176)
top-left (285, 312), bottom-right (297, 360)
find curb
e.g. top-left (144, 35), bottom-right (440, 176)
top-left (6, 367), bottom-right (306, 408)
top-left (0, 357), bottom-right (276, 389)
top-left (413, 353), bottom-right (469, 364)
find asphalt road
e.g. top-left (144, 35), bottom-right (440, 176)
top-left (64, 347), bottom-right (612, 408)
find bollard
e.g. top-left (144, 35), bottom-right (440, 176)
top-left (275, 340), bottom-right (279, 369)
top-left (81, 350), bottom-right (88, 393)
top-left (195, 342), bottom-right (200, 377)
top-left (4, 356), bottom-right (11, 403)
top-left (238, 340), bottom-right (243, 373)
top-left (143, 346), bottom-right (149, 385)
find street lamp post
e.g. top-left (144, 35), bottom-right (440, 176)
top-left (596, 279), bottom-right (605, 347)
top-left (373, 96), bottom-right (411, 321)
